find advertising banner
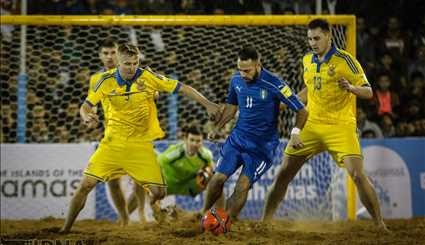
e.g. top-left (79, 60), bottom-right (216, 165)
top-left (1, 138), bottom-right (424, 220)
top-left (0, 144), bottom-right (95, 219)
top-left (360, 138), bottom-right (425, 218)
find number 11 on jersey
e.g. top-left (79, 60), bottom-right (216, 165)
top-left (246, 96), bottom-right (253, 108)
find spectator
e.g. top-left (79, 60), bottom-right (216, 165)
top-left (1, 103), bottom-right (17, 142)
top-left (408, 45), bottom-right (425, 78)
top-left (139, 0), bottom-right (174, 14)
top-left (1, 0), bottom-right (15, 42)
top-left (362, 129), bottom-right (378, 139)
top-left (27, 104), bottom-right (49, 142)
top-left (261, 0), bottom-right (283, 15)
top-left (54, 124), bottom-right (71, 143)
top-left (112, 0), bottom-right (136, 15)
top-left (381, 16), bottom-right (410, 64)
top-left (410, 16), bottom-right (425, 53)
top-left (357, 107), bottom-right (384, 138)
top-left (356, 16), bottom-right (376, 67)
top-left (404, 100), bottom-right (422, 122)
top-left (375, 51), bottom-right (405, 90)
top-left (375, 72), bottom-right (400, 117)
top-left (401, 72), bottom-right (425, 105)
top-left (380, 113), bottom-right (396, 137)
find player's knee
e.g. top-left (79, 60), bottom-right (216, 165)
top-left (156, 188), bottom-right (166, 200)
top-left (209, 174), bottom-right (227, 189)
top-left (108, 179), bottom-right (120, 188)
top-left (108, 179), bottom-right (120, 186)
top-left (149, 186), bottom-right (166, 201)
top-left (235, 183), bottom-right (250, 195)
top-left (79, 180), bottom-right (96, 194)
top-left (349, 170), bottom-right (366, 185)
top-left (275, 167), bottom-right (290, 184)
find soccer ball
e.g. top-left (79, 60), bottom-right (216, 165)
top-left (201, 208), bottom-right (231, 235)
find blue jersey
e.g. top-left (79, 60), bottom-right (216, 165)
top-left (226, 68), bottom-right (304, 139)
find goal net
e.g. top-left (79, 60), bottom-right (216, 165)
top-left (0, 15), bottom-right (356, 221)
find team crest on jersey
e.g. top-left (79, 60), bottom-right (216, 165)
top-left (110, 86), bottom-right (125, 95)
top-left (135, 79), bottom-right (145, 91)
top-left (260, 89), bottom-right (267, 100)
top-left (109, 90), bottom-right (117, 96)
top-left (327, 64), bottom-right (336, 76)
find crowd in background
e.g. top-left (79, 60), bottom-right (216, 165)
top-left (1, 0), bottom-right (424, 143)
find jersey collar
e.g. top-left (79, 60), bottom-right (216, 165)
top-left (312, 44), bottom-right (337, 64)
top-left (115, 68), bottom-right (143, 87)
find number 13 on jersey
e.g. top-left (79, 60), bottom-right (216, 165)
top-left (314, 76), bottom-right (322, 91)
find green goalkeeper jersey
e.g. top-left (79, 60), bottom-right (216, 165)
top-left (158, 142), bottom-right (213, 196)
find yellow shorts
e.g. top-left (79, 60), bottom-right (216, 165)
top-left (285, 121), bottom-right (362, 166)
top-left (84, 138), bottom-right (166, 187)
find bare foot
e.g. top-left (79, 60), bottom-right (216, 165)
top-left (377, 221), bottom-right (390, 234)
top-left (139, 215), bottom-right (147, 224)
top-left (190, 211), bottom-right (203, 222)
top-left (152, 206), bottom-right (167, 224)
top-left (58, 227), bottom-right (70, 234)
top-left (119, 218), bottom-right (129, 227)
top-left (165, 205), bottom-right (178, 221)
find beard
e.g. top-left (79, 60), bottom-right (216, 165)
top-left (245, 69), bottom-right (259, 82)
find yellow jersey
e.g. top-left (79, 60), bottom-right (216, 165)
top-left (87, 68), bottom-right (180, 142)
top-left (89, 68), bottom-right (116, 125)
top-left (303, 45), bottom-right (369, 125)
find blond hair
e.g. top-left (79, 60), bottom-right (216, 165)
top-left (117, 43), bottom-right (140, 57)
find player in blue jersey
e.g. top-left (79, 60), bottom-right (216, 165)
top-left (202, 46), bottom-right (308, 221)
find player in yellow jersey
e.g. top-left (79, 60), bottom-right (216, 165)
top-left (88, 38), bottom-right (117, 117)
top-left (88, 38), bottom-right (136, 226)
top-left (59, 43), bottom-right (220, 233)
top-left (262, 19), bottom-right (388, 231)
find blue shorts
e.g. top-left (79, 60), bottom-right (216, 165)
top-left (215, 132), bottom-right (280, 185)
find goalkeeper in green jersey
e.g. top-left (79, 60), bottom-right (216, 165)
top-left (160, 124), bottom-right (214, 196)
top-left (128, 124), bottom-right (223, 219)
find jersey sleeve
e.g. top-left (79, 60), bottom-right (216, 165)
top-left (342, 53), bottom-right (369, 87)
top-left (302, 55), bottom-right (310, 86)
top-left (86, 76), bottom-right (109, 106)
top-left (274, 80), bottom-right (305, 111)
top-left (199, 147), bottom-right (214, 167)
top-left (226, 79), bottom-right (238, 105)
top-left (158, 144), bottom-right (183, 166)
top-left (144, 69), bottom-right (181, 94)
top-left (88, 74), bottom-right (98, 97)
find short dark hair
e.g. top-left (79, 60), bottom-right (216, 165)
top-left (99, 38), bottom-right (118, 51)
top-left (308, 18), bottom-right (331, 32)
top-left (183, 124), bottom-right (203, 137)
top-left (238, 46), bottom-right (260, 61)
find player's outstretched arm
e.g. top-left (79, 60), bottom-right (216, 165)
top-left (208, 104), bottom-right (237, 140)
top-left (288, 107), bottom-right (308, 149)
top-left (215, 104), bottom-right (237, 129)
top-left (80, 101), bottom-right (99, 128)
top-left (297, 87), bottom-right (308, 105)
top-left (294, 107), bottom-right (308, 130)
top-left (338, 77), bottom-right (373, 99)
top-left (179, 83), bottom-right (220, 120)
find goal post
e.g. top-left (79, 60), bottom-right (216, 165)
top-left (0, 15), bottom-right (356, 53)
top-left (0, 15), bottom-right (357, 220)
